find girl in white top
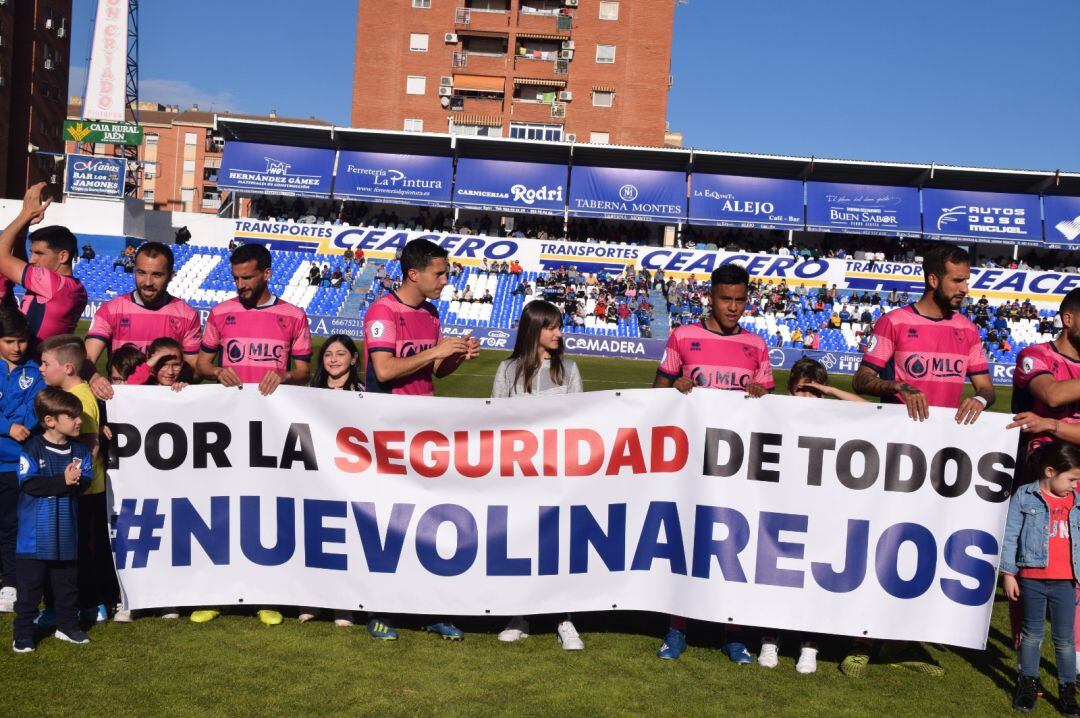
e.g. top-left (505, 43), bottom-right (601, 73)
top-left (491, 300), bottom-right (584, 650)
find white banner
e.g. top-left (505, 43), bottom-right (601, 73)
top-left (107, 386), bottom-right (1015, 649)
top-left (83, 0), bottom-right (128, 122)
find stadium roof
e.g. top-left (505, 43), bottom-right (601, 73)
top-left (215, 118), bottom-right (1080, 196)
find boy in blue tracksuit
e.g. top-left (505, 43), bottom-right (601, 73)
top-left (12, 388), bottom-right (92, 653)
top-left (0, 307), bottom-right (44, 613)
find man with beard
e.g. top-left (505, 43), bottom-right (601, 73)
top-left (844, 244), bottom-right (994, 678)
top-left (854, 243), bottom-right (994, 424)
top-left (85, 242), bottom-right (202, 400)
top-left (197, 244), bottom-right (311, 397)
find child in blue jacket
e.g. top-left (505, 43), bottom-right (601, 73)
top-left (11, 388), bottom-right (92, 653)
top-left (0, 307), bottom-right (44, 613)
top-left (1001, 441), bottom-right (1080, 715)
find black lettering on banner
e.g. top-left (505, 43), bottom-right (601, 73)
top-left (884, 443), bottom-right (926, 494)
top-left (193, 422), bottom-right (232, 469)
top-left (145, 423), bottom-right (188, 471)
top-left (703, 428), bottom-right (743, 477)
top-left (976, 452), bottom-right (1015, 503)
top-left (798, 436), bottom-right (835, 486)
top-left (249, 421), bottom-right (278, 468)
top-left (930, 448), bottom-right (972, 499)
top-left (108, 422), bottom-right (141, 470)
top-left (281, 424), bottom-right (318, 471)
top-left (836, 440), bottom-right (879, 490)
top-left (748, 433), bottom-right (782, 483)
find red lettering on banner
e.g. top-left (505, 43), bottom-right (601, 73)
top-left (374, 431), bottom-right (407, 475)
top-left (566, 429), bottom-right (604, 476)
top-left (411, 430), bottom-right (449, 478)
top-left (543, 428), bottom-right (559, 476)
top-left (334, 427), bottom-right (371, 472)
top-left (500, 429), bottom-right (539, 477)
top-left (652, 426), bottom-right (689, 473)
top-left (606, 428), bottom-right (647, 475)
top-left (454, 430), bottom-right (494, 478)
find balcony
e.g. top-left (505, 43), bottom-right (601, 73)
top-left (512, 54), bottom-right (568, 78)
top-left (516, 9), bottom-right (573, 35)
top-left (451, 95), bottom-right (506, 115)
top-left (451, 51), bottom-right (509, 75)
top-left (508, 100), bottom-right (565, 124)
top-left (454, 7), bottom-right (510, 32)
top-left (201, 198), bottom-right (222, 211)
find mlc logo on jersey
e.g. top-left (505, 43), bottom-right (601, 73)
top-left (225, 340), bottom-right (285, 364)
top-left (903, 354), bottom-right (964, 380)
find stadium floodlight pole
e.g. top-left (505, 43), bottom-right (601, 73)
top-left (123, 0), bottom-right (140, 197)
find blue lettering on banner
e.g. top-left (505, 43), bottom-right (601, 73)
top-left (806, 182), bottom-right (920, 237)
top-left (688, 174), bottom-right (804, 230)
top-left (218, 141), bottom-right (336, 198)
top-left (454, 158), bottom-right (567, 216)
top-left (922, 188), bottom-right (1043, 245)
top-left (65, 154), bottom-right (126, 199)
top-left (119, 496), bottom-right (1000, 609)
top-left (335, 151), bottom-right (453, 206)
top-left (569, 166), bottom-right (686, 222)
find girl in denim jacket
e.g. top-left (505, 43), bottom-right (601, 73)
top-left (1001, 442), bottom-right (1080, 715)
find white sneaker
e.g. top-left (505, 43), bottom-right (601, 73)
top-left (557, 619), bottom-right (584, 651)
top-left (758, 638), bottom-right (779, 668)
top-left (0, 586), bottom-right (15, 613)
top-left (333, 610), bottom-right (354, 628)
top-left (113, 607), bottom-right (133, 623)
top-left (499, 615), bottom-right (529, 642)
top-left (298, 609), bottom-right (319, 624)
top-left (796, 644), bottom-right (818, 674)
top-left (160, 608), bottom-right (180, 620)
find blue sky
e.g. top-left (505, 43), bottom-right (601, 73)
top-left (70, 0), bottom-right (1079, 171)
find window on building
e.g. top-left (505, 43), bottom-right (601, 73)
top-left (589, 132), bottom-right (610, 145)
top-left (410, 33), bottom-right (429, 52)
top-left (508, 122), bottom-right (562, 142)
top-left (143, 189), bottom-right (155, 202)
top-left (596, 45), bottom-right (616, 64)
top-left (144, 164), bottom-right (156, 178)
top-left (406, 75), bottom-right (426, 95)
top-left (180, 188), bottom-right (195, 203)
top-left (182, 159), bottom-right (196, 173)
top-left (403, 118), bottom-right (424, 132)
top-left (451, 124), bottom-right (502, 137)
top-left (412, 0), bottom-right (431, 8)
top-left (203, 167), bottom-right (219, 182)
top-left (146, 133), bottom-right (159, 145)
top-left (599, 1), bottom-right (619, 20)
top-left (592, 91), bottom-right (614, 107)
top-left (184, 132), bottom-right (197, 145)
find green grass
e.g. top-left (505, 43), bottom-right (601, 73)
top-left (2, 327), bottom-right (1027, 717)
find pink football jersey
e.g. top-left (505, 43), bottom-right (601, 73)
top-left (363, 292), bottom-right (441, 396)
top-left (657, 321), bottom-right (774, 391)
top-left (201, 297), bottom-right (312, 384)
top-left (88, 292), bottom-right (202, 354)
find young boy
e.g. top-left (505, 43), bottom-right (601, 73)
top-left (12, 387), bottom-right (93, 652)
top-left (0, 308), bottom-right (44, 613)
top-left (37, 335), bottom-right (114, 623)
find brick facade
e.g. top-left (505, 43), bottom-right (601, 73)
top-left (351, 0), bottom-right (675, 146)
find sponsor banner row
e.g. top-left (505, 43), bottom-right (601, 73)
top-left (232, 221), bottom-right (1080, 305)
top-left (107, 386), bottom-right (1016, 649)
top-left (65, 154), bottom-right (126, 199)
top-left (218, 142), bottom-right (1080, 244)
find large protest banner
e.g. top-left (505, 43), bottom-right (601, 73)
top-left (108, 386), bottom-right (1015, 650)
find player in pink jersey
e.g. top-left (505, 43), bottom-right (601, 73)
top-left (0, 183), bottom-right (87, 348)
top-left (853, 243), bottom-right (995, 424)
top-left (85, 242), bottom-right (202, 400)
top-left (197, 244), bottom-right (311, 397)
top-left (1010, 288), bottom-right (1080, 455)
top-left (653, 263), bottom-right (770, 665)
top-left (364, 239), bottom-right (478, 397)
top-left (363, 239), bottom-right (478, 643)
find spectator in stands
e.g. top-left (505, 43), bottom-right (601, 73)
top-left (330, 269), bottom-right (343, 288)
top-left (81, 243), bottom-right (95, 261)
top-left (791, 327), bottom-right (803, 346)
top-left (308, 262), bottom-right (321, 287)
top-left (512, 281), bottom-right (529, 297)
top-left (829, 312), bottom-right (841, 330)
top-left (344, 268), bottom-right (354, 288)
top-left (510, 260), bottom-right (523, 275)
top-left (481, 289), bottom-right (493, 304)
top-left (805, 330), bottom-right (819, 350)
top-left (228, 237), bottom-right (241, 252)
top-left (320, 263), bottom-right (331, 286)
top-left (355, 247), bottom-right (365, 268)
top-left (462, 285), bottom-right (474, 303)
top-left (342, 246), bottom-right (354, 263)
top-left (839, 306), bottom-right (852, 325)
top-left (775, 331), bottom-right (784, 347)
